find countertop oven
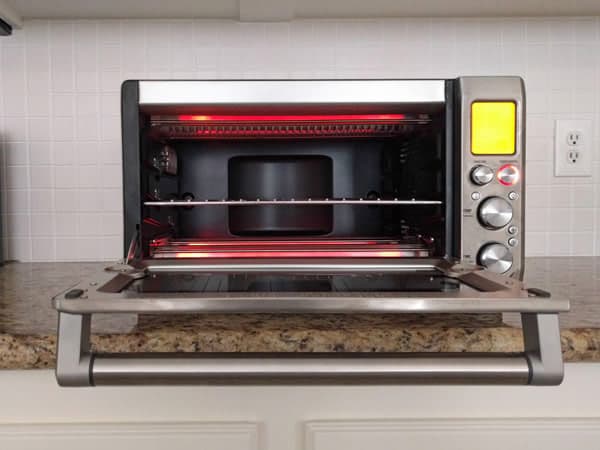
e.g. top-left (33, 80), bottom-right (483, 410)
top-left (52, 78), bottom-right (569, 386)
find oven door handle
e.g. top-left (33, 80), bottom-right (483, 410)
top-left (56, 312), bottom-right (563, 386)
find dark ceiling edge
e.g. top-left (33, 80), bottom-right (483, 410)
top-left (0, 17), bottom-right (12, 35)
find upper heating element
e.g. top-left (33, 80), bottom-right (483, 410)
top-left (149, 113), bottom-right (431, 139)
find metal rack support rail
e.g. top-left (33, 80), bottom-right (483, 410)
top-left (144, 198), bottom-right (443, 207)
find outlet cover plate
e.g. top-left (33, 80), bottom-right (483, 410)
top-left (554, 119), bottom-right (593, 177)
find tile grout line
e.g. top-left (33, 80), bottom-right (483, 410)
top-left (46, 20), bottom-right (57, 262)
top-left (70, 20), bottom-right (79, 260)
top-left (22, 26), bottom-right (33, 262)
top-left (0, 37), bottom-right (5, 261)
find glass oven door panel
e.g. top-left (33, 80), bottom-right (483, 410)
top-left (52, 259), bottom-right (568, 315)
top-left (134, 271), bottom-right (460, 294)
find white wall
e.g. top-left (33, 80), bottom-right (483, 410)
top-left (0, 17), bottom-right (599, 261)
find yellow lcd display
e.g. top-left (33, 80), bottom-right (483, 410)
top-left (471, 101), bottom-right (516, 155)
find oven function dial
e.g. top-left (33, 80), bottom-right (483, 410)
top-left (477, 243), bottom-right (513, 274)
top-left (470, 165), bottom-right (494, 186)
top-left (478, 196), bottom-right (513, 229)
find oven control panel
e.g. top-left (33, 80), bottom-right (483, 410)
top-left (458, 77), bottom-right (524, 279)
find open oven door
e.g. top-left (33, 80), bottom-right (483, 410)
top-left (52, 258), bottom-right (568, 386)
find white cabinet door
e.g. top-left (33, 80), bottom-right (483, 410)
top-left (305, 418), bottom-right (600, 450)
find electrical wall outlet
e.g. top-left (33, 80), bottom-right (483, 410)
top-left (554, 119), bottom-right (593, 177)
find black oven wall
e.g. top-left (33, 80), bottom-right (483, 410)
top-left (139, 127), bottom-right (446, 256)
top-left (121, 80), bottom-right (142, 258)
top-left (125, 82), bottom-right (449, 260)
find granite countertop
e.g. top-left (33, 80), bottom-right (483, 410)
top-left (1, 257), bottom-right (599, 369)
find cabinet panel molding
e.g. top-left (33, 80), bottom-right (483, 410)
top-left (305, 418), bottom-right (600, 450)
top-left (0, 421), bottom-right (260, 450)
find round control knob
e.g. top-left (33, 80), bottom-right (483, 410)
top-left (470, 165), bottom-right (494, 185)
top-left (497, 164), bottom-right (520, 186)
top-left (478, 243), bottom-right (513, 274)
top-left (478, 196), bottom-right (513, 229)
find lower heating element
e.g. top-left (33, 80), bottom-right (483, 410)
top-left (149, 238), bottom-right (432, 259)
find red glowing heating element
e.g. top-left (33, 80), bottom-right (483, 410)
top-left (157, 113), bottom-right (414, 138)
top-left (172, 250), bottom-right (406, 259)
top-left (177, 114), bottom-right (406, 122)
top-left (151, 239), bottom-right (429, 259)
top-left (180, 239), bottom-right (381, 247)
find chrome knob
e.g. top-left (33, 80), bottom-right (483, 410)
top-left (478, 196), bottom-right (513, 229)
top-left (478, 243), bottom-right (513, 274)
top-left (470, 165), bottom-right (494, 185)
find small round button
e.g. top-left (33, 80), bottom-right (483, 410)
top-left (508, 225), bottom-right (518, 235)
top-left (471, 192), bottom-right (481, 200)
top-left (508, 191), bottom-right (519, 200)
top-left (508, 237), bottom-right (518, 247)
top-left (471, 165), bottom-right (494, 186)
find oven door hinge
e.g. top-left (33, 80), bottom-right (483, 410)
top-left (125, 230), bottom-right (141, 265)
top-left (99, 263), bottom-right (147, 293)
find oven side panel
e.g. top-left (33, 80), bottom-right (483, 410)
top-left (121, 80), bottom-right (142, 257)
top-left (446, 79), bottom-right (460, 260)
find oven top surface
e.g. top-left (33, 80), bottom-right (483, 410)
top-left (137, 79), bottom-right (447, 107)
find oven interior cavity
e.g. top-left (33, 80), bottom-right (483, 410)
top-left (139, 110), bottom-right (446, 260)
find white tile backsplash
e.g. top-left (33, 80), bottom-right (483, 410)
top-left (0, 17), bottom-right (599, 261)
top-left (30, 189), bottom-right (52, 212)
top-left (31, 236), bottom-right (55, 260)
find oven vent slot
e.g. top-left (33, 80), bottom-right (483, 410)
top-left (149, 114), bottom-right (431, 139)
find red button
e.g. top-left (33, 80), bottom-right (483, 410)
top-left (497, 164), bottom-right (520, 186)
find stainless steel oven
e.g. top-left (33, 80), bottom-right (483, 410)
top-left (52, 77), bottom-right (569, 386)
